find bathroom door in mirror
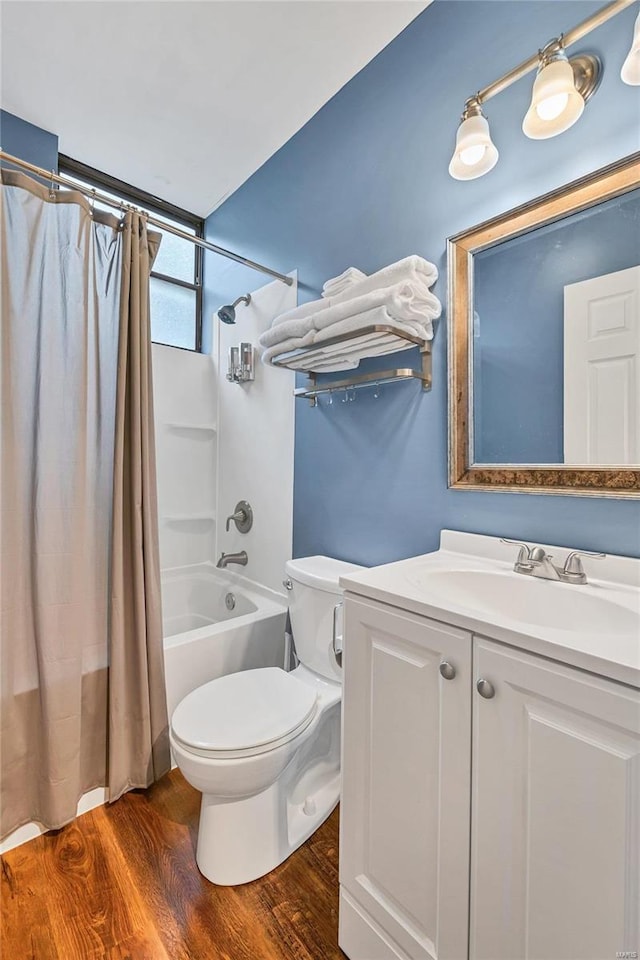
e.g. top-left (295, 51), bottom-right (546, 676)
top-left (564, 266), bottom-right (640, 464)
top-left (448, 153), bottom-right (640, 497)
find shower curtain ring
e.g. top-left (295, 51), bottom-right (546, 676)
top-left (48, 170), bottom-right (55, 200)
top-left (90, 188), bottom-right (96, 216)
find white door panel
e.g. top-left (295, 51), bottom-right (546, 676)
top-left (340, 597), bottom-right (471, 960)
top-left (564, 265), bottom-right (640, 463)
top-left (470, 638), bottom-right (640, 960)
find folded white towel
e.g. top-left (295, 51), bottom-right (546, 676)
top-left (322, 267), bottom-right (367, 299)
top-left (329, 255), bottom-right (438, 305)
top-left (294, 332), bottom-right (419, 373)
top-left (271, 296), bottom-right (328, 328)
top-left (259, 278), bottom-right (440, 350)
top-left (261, 305), bottom-right (432, 370)
top-left (322, 279), bottom-right (361, 299)
top-left (270, 255), bottom-right (438, 330)
top-left (314, 308), bottom-right (432, 344)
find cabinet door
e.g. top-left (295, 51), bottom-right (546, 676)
top-left (339, 596), bottom-right (472, 960)
top-left (471, 638), bottom-right (640, 960)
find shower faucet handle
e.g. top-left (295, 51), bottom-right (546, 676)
top-left (225, 500), bottom-right (253, 534)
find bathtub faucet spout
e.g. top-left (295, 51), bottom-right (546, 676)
top-left (216, 551), bottom-right (248, 569)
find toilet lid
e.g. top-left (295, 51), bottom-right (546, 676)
top-left (171, 667), bottom-right (318, 756)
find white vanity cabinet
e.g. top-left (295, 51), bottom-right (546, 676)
top-left (339, 594), bottom-right (640, 960)
top-left (339, 596), bottom-right (472, 960)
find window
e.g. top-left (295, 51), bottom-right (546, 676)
top-left (58, 155), bottom-right (204, 351)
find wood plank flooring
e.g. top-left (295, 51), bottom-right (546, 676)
top-left (1, 769), bottom-right (346, 960)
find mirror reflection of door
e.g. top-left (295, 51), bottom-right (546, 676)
top-left (564, 265), bottom-right (640, 465)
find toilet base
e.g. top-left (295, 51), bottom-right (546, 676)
top-left (196, 769), bottom-right (340, 885)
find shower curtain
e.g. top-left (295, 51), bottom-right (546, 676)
top-left (0, 169), bottom-right (170, 838)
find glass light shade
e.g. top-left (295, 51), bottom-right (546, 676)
top-left (522, 58), bottom-right (584, 139)
top-left (621, 11), bottom-right (640, 85)
top-left (449, 114), bottom-right (499, 180)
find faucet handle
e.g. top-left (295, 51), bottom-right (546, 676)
top-left (225, 500), bottom-right (253, 533)
top-left (563, 550), bottom-right (606, 580)
top-left (500, 538), bottom-right (532, 564)
top-left (226, 508), bottom-right (245, 532)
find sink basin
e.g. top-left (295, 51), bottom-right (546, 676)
top-left (407, 568), bottom-right (639, 636)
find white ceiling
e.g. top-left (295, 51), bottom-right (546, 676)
top-left (1, 1), bottom-right (428, 215)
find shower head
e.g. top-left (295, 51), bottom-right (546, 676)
top-left (217, 294), bottom-right (251, 325)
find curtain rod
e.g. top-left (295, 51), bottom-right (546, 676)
top-left (477, 0), bottom-right (636, 103)
top-left (0, 150), bottom-right (294, 287)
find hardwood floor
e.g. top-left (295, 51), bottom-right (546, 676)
top-left (1, 769), bottom-right (346, 960)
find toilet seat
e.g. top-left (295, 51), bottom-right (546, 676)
top-left (171, 667), bottom-right (318, 760)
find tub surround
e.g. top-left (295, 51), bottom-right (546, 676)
top-left (216, 274), bottom-right (296, 594)
top-left (152, 344), bottom-right (218, 570)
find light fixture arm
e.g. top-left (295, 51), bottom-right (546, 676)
top-left (461, 96), bottom-right (484, 121)
top-left (471, 0), bottom-right (633, 107)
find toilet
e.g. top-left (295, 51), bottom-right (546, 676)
top-left (170, 555), bottom-right (363, 886)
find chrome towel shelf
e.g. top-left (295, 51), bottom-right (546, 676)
top-left (270, 324), bottom-right (432, 407)
top-left (294, 367), bottom-right (430, 406)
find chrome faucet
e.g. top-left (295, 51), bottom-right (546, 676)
top-left (216, 550), bottom-right (248, 569)
top-left (500, 539), bottom-right (605, 585)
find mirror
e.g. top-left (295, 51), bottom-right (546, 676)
top-left (448, 153), bottom-right (640, 498)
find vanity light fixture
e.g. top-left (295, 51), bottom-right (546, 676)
top-left (621, 9), bottom-right (640, 84)
top-left (522, 39), bottom-right (601, 139)
top-left (449, 97), bottom-right (499, 180)
top-left (449, 0), bottom-right (636, 180)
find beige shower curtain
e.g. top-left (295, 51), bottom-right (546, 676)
top-left (109, 209), bottom-right (170, 800)
top-left (1, 170), bottom-right (170, 839)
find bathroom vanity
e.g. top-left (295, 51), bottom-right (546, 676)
top-left (338, 531), bottom-right (640, 960)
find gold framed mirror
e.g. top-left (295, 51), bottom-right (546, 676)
top-left (448, 152), bottom-right (640, 498)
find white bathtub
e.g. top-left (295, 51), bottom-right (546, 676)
top-left (162, 563), bottom-right (288, 721)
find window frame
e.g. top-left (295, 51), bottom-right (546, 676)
top-left (58, 154), bottom-right (204, 353)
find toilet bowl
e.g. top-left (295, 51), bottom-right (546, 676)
top-left (170, 555), bottom-right (363, 886)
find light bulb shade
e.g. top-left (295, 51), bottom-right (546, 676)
top-left (522, 58), bottom-right (584, 139)
top-left (621, 11), bottom-right (640, 85)
top-left (449, 113), bottom-right (499, 180)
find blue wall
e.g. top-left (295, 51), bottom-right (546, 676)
top-left (217, 2), bottom-right (636, 561)
top-left (474, 189), bottom-right (640, 463)
top-left (0, 110), bottom-right (58, 175)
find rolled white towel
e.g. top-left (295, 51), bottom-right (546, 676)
top-left (322, 267), bottom-right (367, 299)
top-left (313, 308), bottom-right (433, 345)
top-left (270, 255), bottom-right (438, 330)
top-left (330, 255), bottom-right (438, 305)
top-left (259, 278), bottom-right (441, 350)
top-left (313, 281), bottom-right (440, 333)
top-left (271, 296), bottom-right (330, 328)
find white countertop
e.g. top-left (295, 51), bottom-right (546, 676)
top-left (340, 530), bottom-right (640, 688)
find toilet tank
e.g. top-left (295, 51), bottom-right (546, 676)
top-left (285, 556), bottom-right (364, 682)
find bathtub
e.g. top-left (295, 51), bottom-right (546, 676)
top-left (162, 563), bottom-right (288, 721)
